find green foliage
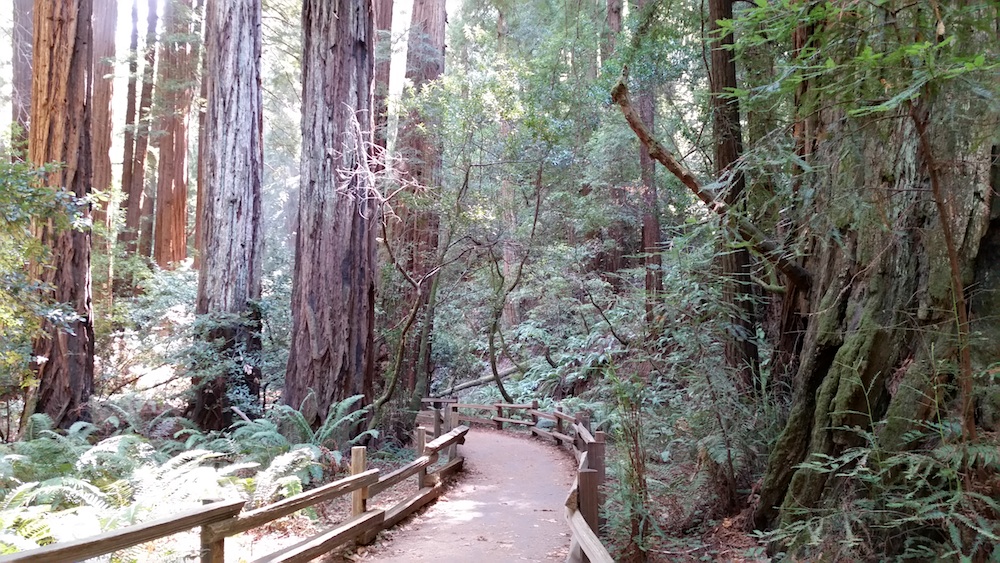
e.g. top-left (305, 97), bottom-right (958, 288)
top-left (761, 422), bottom-right (1000, 561)
top-left (0, 154), bottom-right (83, 424)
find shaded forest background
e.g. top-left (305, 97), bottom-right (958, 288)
top-left (1, 0), bottom-right (999, 561)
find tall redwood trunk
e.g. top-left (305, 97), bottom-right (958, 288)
top-left (11, 0), bottom-right (33, 157)
top-left (194, 1), bottom-right (209, 269)
top-left (600, 0), bottom-right (621, 65)
top-left (192, 0), bottom-right (265, 431)
top-left (119, 0), bottom-right (159, 257)
top-left (153, 0), bottom-right (197, 269)
top-left (285, 0), bottom-right (376, 426)
top-left (119, 0), bottom-right (140, 250)
top-left (91, 0), bottom-right (117, 227)
top-left (373, 0), bottom-right (394, 156)
top-left (30, 0), bottom-right (95, 429)
top-left (395, 0), bottom-right (445, 403)
top-left (636, 0), bottom-right (662, 332)
top-left (710, 0), bottom-right (759, 389)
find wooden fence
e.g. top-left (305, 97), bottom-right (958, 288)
top-left (419, 399), bottom-right (614, 563)
top-left (0, 426), bottom-right (469, 563)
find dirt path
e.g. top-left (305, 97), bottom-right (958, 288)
top-left (361, 428), bottom-right (576, 562)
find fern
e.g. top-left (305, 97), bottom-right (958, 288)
top-left (250, 447), bottom-right (316, 508)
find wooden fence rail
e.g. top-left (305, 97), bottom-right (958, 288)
top-left (419, 400), bottom-right (613, 563)
top-left (0, 426), bottom-right (470, 563)
top-left (4, 397), bottom-right (610, 563)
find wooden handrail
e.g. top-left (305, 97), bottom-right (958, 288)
top-left (369, 454), bottom-right (437, 496)
top-left (423, 425), bottom-right (468, 454)
top-left (0, 499), bottom-right (246, 563)
top-left (205, 469), bottom-right (379, 541)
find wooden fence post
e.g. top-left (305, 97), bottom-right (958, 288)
top-left (579, 468), bottom-right (599, 534)
top-left (351, 446), bottom-right (368, 516)
top-left (448, 409), bottom-right (460, 460)
top-left (200, 499), bottom-right (225, 563)
top-left (530, 400), bottom-right (539, 426)
top-left (433, 407), bottom-right (442, 438)
top-left (495, 403), bottom-right (504, 430)
top-left (415, 427), bottom-right (427, 488)
top-left (555, 406), bottom-right (564, 445)
top-left (591, 431), bottom-right (607, 531)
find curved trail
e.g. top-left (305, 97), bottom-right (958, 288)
top-left (365, 428), bottom-right (576, 562)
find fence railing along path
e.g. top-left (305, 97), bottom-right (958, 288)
top-left (419, 398), bottom-right (614, 563)
top-left (0, 426), bottom-right (468, 563)
top-left (0, 398), bottom-right (612, 563)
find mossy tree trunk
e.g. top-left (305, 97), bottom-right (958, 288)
top-left (754, 94), bottom-right (999, 529)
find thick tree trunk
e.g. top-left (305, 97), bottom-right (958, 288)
top-left (754, 100), bottom-right (999, 532)
top-left (709, 0), bottom-right (759, 389)
top-left (153, 0), bottom-right (197, 269)
top-left (192, 0), bottom-right (264, 431)
top-left (285, 0), bottom-right (377, 427)
top-left (12, 0), bottom-right (33, 157)
top-left (30, 0), bottom-right (95, 429)
top-left (119, 0), bottom-right (158, 257)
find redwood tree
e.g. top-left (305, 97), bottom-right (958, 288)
top-left (192, 0), bottom-right (264, 430)
top-left (396, 0), bottom-right (446, 407)
top-left (153, 0), bottom-right (199, 269)
top-left (119, 0), bottom-right (159, 257)
top-left (709, 0), bottom-right (760, 389)
top-left (91, 0), bottom-right (117, 227)
top-left (285, 0), bottom-right (377, 426)
top-left (30, 0), bottom-right (95, 429)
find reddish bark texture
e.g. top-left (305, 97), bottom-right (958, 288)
top-left (30, 0), bottom-right (95, 429)
top-left (153, 0), bottom-right (198, 269)
top-left (91, 0), bottom-right (117, 227)
top-left (119, 0), bottom-right (158, 257)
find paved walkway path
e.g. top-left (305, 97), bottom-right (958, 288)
top-left (365, 428), bottom-right (576, 562)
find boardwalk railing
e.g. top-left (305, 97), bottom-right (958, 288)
top-left (420, 399), bottom-right (614, 563)
top-left (0, 425), bottom-right (469, 563)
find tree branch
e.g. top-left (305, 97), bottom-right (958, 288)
top-left (611, 68), bottom-right (812, 290)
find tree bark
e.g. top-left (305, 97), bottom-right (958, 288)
top-left (91, 0), bottom-right (117, 227)
top-left (285, 0), bottom-right (377, 427)
top-left (153, 0), bottom-right (198, 269)
top-left (395, 0), bottom-right (445, 404)
top-left (637, 0), bottom-right (662, 334)
top-left (709, 0), bottom-right (760, 390)
top-left (754, 98), bottom-right (998, 534)
top-left (373, 0), bottom-right (394, 156)
top-left (600, 0), bottom-right (621, 66)
top-left (192, 0), bottom-right (265, 431)
top-left (119, 0), bottom-right (140, 254)
top-left (11, 0), bottom-right (33, 157)
top-left (119, 0), bottom-right (158, 257)
top-left (30, 0), bottom-right (95, 429)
